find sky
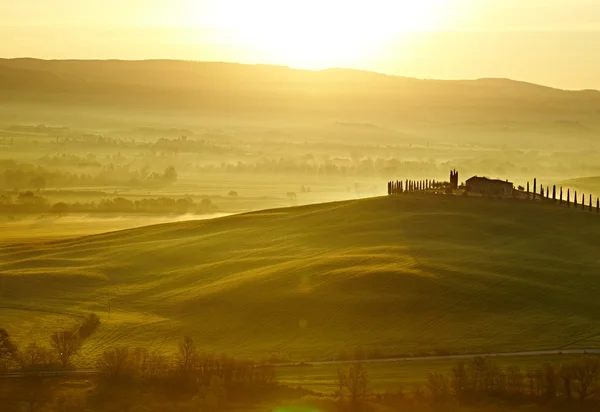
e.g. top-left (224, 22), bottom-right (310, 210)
top-left (1, 0), bottom-right (599, 90)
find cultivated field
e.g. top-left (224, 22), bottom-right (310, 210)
top-left (2, 194), bottom-right (600, 366)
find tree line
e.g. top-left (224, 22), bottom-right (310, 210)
top-left (294, 356), bottom-right (600, 412)
top-left (4, 320), bottom-right (600, 411)
top-left (1, 325), bottom-right (283, 412)
top-left (1, 160), bottom-right (178, 190)
top-left (0, 192), bottom-right (217, 215)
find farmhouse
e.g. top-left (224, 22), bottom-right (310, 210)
top-left (466, 176), bottom-right (513, 197)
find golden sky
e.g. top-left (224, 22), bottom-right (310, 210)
top-left (1, 0), bottom-right (599, 90)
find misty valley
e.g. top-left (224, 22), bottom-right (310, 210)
top-left (1, 59), bottom-right (600, 412)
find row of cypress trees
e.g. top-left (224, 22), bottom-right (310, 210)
top-left (528, 178), bottom-right (599, 213)
top-left (387, 179), bottom-right (447, 195)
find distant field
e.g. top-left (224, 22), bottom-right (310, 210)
top-left (2, 195), bottom-right (600, 366)
top-left (560, 176), bottom-right (600, 200)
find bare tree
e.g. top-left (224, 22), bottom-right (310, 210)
top-left (98, 347), bottom-right (132, 380)
top-left (0, 328), bottom-right (17, 362)
top-left (467, 356), bottom-right (487, 392)
top-left (50, 331), bottom-right (80, 368)
top-left (337, 362), bottom-right (369, 405)
top-left (451, 360), bottom-right (469, 398)
top-left (178, 336), bottom-right (198, 373)
top-left (18, 342), bottom-right (54, 370)
top-left (571, 356), bottom-right (600, 401)
top-left (559, 363), bottom-right (573, 401)
top-left (506, 365), bottom-right (524, 395)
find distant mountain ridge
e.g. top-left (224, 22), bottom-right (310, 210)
top-left (0, 58), bottom-right (599, 131)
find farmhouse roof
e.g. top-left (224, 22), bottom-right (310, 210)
top-left (466, 176), bottom-right (513, 185)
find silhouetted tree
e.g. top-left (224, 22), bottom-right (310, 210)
top-left (338, 362), bottom-right (369, 405)
top-left (0, 328), bottom-right (17, 361)
top-left (506, 365), bottom-right (524, 395)
top-left (18, 342), bottom-right (55, 369)
top-left (51, 202), bottom-right (69, 217)
top-left (552, 185), bottom-right (556, 202)
top-left (567, 189), bottom-right (571, 207)
top-left (559, 362), bottom-right (574, 402)
top-left (178, 336), bottom-right (197, 374)
top-left (590, 194), bottom-right (593, 212)
top-left (97, 347), bottom-right (133, 381)
top-left (77, 313), bottom-right (101, 341)
top-left (560, 187), bottom-right (563, 205)
top-left (533, 178), bottom-right (537, 200)
top-left (451, 360), bottom-right (469, 399)
top-left (575, 191), bottom-right (578, 208)
top-left (50, 330), bottom-right (80, 368)
top-left (571, 357), bottom-right (600, 401)
top-left (164, 166), bottom-right (178, 182)
top-left (467, 357), bottom-right (487, 392)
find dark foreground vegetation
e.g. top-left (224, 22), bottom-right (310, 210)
top-left (4, 325), bottom-right (600, 412)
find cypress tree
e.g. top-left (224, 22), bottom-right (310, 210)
top-left (567, 189), bottom-right (570, 207)
top-left (540, 184), bottom-right (544, 198)
top-left (597, 198), bottom-right (599, 214)
top-left (560, 187), bottom-right (563, 205)
top-left (533, 178), bottom-right (537, 200)
top-left (527, 181), bottom-right (530, 198)
top-left (590, 194), bottom-right (593, 212)
top-left (582, 193), bottom-right (585, 210)
top-left (546, 186), bottom-right (549, 199)
top-left (552, 185), bottom-right (556, 202)
top-left (575, 191), bottom-right (578, 208)
top-left (388, 181), bottom-right (391, 195)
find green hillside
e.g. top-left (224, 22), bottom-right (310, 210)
top-left (1, 195), bottom-right (600, 363)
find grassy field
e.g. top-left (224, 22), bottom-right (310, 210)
top-left (2, 194), bottom-right (600, 367)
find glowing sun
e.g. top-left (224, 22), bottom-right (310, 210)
top-left (182, 0), bottom-right (455, 69)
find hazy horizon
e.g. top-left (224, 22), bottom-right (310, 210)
top-left (1, 0), bottom-right (600, 90)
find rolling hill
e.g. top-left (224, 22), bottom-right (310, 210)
top-left (0, 59), bottom-right (599, 140)
top-left (560, 177), bottom-right (600, 199)
top-left (2, 195), bottom-right (600, 363)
